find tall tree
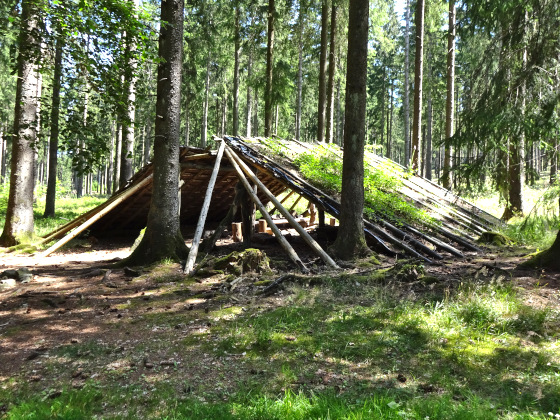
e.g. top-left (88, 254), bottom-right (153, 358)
top-left (317, 0), bottom-right (328, 143)
top-left (125, 0), bottom-right (188, 264)
top-left (120, 26), bottom-right (137, 188)
top-left (264, 0), bottom-right (275, 137)
top-left (442, 0), bottom-right (455, 190)
top-left (44, 35), bottom-right (64, 218)
top-left (411, 0), bottom-right (425, 172)
top-left (403, 0), bottom-right (411, 166)
top-left (295, 0), bottom-right (304, 141)
top-left (325, 1), bottom-right (337, 144)
top-left (0, 0), bottom-right (41, 246)
top-left (331, 0), bottom-right (369, 259)
top-left (232, 4), bottom-right (240, 136)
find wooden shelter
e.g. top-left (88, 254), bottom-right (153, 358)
top-left (41, 136), bottom-right (501, 266)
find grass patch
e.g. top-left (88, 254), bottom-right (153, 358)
top-left (0, 184), bottom-right (106, 241)
top-left (292, 145), bottom-right (435, 227)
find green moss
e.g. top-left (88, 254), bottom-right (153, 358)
top-left (211, 249), bottom-right (272, 275)
top-left (477, 231), bottom-right (513, 246)
top-left (292, 145), bottom-right (436, 227)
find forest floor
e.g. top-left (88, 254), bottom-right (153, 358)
top-left (1, 236), bottom-right (559, 419)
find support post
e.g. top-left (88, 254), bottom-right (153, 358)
top-left (184, 140), bottom-right (226, 274)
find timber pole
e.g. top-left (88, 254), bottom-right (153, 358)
top-left (225, 144), bottom-right (339, 269)
top-left (184, 140), bottom-right (226, 274)
top-left (224, 146), bottom-right (309, 273)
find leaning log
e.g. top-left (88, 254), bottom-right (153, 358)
top-left (40, 174), bottom-right (154, 257)
top-left (184, 140), bottom-right (226, 275)
top-left (226, 144), bottom-right (339, 270)
top-left (224, 146), bottom-right (309, 273)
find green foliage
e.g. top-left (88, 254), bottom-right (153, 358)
top-left (293, 145), bottom-right (433, 226)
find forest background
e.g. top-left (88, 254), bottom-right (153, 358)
top-left (0, 0), bottom-right (559, 244)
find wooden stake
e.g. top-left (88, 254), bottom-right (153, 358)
top-left (224, 146), bottom-right (309, 273)
top-left (225, 145), bottom-right (339, 269)
top-left (39, 174), bottom-right (154, 257)
top-left (184, 140), bottom-right (226, 274)
top-left (232, 222), bottom-right (243, 242)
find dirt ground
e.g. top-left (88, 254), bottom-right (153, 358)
top-left (1, 236), bottom-right (559, 402)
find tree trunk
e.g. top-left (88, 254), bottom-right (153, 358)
top-left (336, 76), bottom-right (341, 145)
top-left (232, 6), bottom-right (240, 136)
top-left (325, 2), bottom-right (337, 144)
top-left (113, 122), bottom-right (122, 193)
top-left (144, 123), bottom-right (151, 164)
top-left (388, 78), bottom-right (393, 160)
top-left (0, 125), bottom-right (5, 183)
top-left (44, 36), bottom-right (63, 218)
top-left (521, 229), bottom-right (560, 270)
top-left (264, 0), bottom-right (275, 137)
top-left (443, 0), bottom-right (455, 190)
top-left (502, 43), bottom-right (527, 220)
top-left (201, 51), bottom-right (210, 148)
top-left (411, 0), bottom-right (425, 172)
top-left (124, 0), bottom-right (188, 265)
top-left (331, 0), bottom-right (370, 260)
top-left (120, 33), bottom-right (136, 189)
top-left (426, 97), bottom-right (433, 180)
top-left (295, 2), bottom-right (304, 141)
top-left (106, 121), bottom-right (114, 195)
top-left (0, 0), bottom-right (40, 246)
top-left (403, 0), bottom-right (411, 167)
top-left (380, 68), bottom-right (386, 149)
top-left (246, 16), bottom-right (254, 137)
top-left (317, 0), bottom-right (328, 143)
top-left (184, 91), bottom-right (190, 146)
top-left (550, 135), bottom-right (558, 184)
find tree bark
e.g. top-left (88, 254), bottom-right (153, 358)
top-left (317, 0), bottom-right (329, 143)
top-left (331, 0), bottom-right (370, 260)
top-left (411, 0), bottom-right (425, 172)
top-left (325, 2), bottom-right (337, 144)
top-left (113, 122), bottom-right (122, 193)
top-left (0, 0), bottom-right (40, 246)
top-left (246, 41), bottom-right (253, 137)
top-left (120, 31), bottom-right (136, 188)
top-left (502, 41), bottom-right (527, 220)
top-left (124, 0), bottom-right (188, 264)
top-left (388, 78), bottom-right (393, 159)
top-left (0, 125), bottom-right (5, 183)
top-left (201, 51), bottom-right (210, 148)
top-left (295, 1), bottom-right (304, 141)
top-left (232, 6), bottom-right (240, 136)
top-left (442, 0), bottom-right (455, 190)
top-left (44, 36), bottom-right (63, 218)
top-left (550, 135), bottom-right (558, 184)
top-left (403, 0), bottom-right (411, 167)
top-left (106, 121), bottom-right (114, 195)
top-left (264, 0), bottom-right (275, 137)
top-left (426, 97), bottom-right (433, 180)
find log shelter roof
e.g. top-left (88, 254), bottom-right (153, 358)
top-left (43, 136), bottom-right (501, 264)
